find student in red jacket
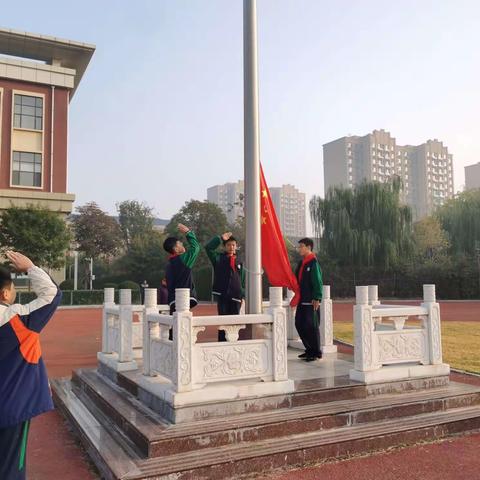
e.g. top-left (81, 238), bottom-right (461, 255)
top-left (0, 251), bottom-right (62, 480)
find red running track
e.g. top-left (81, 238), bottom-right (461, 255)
top-left (26, 302), bottom-right (480, 480)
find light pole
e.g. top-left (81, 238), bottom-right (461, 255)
top-left (73, 251), bottom-right (78, 291)
top-left (243, 0), bottom-right (262, 314)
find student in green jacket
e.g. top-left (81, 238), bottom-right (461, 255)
top-left (205, 232), bottom-right (245, 341)
top-left (163, 224), bottom-right (200, 314)
top-left (295, 237), bottom-right (323, 362)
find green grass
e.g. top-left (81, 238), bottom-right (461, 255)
top-left (333, 321), bottom-right (480, 374)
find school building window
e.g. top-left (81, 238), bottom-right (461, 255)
top-left (12, 151), bottom-right (42, 187)
top-left (13, 94), bottom-right (43, 130)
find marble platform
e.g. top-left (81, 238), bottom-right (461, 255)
top-left (52, 346), bottom-right (480, 480)
top-left (97, 349), bottom-right (363, 423)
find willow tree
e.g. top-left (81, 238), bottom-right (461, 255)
top-left (436, 189), bottom-right (480, 256)
top-left (310, 179), bottom-right (414, 270)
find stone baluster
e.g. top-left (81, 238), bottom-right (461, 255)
top-left (172, 289), bottom-right (193, 392)
top-left (143, 288), bottom-right (158, 376)
top-left (368, 285), bottom-right (382, 324)
top-left (270, 287), bottom-right (288, 381)
top-left (320, 285), bottom-right (337, 355)
top-left (421, 284), bottom-right (443, 365)
top-left (102, 288), bottom-right (115, 353)
top-left (286, 289), bottom-right (299, 342)
top-left (368, 285), bottom-right (380, 306)
top-left (353, 286), bottom-right (378, 372)
top-left (118, 289), bottom-right (133, 362)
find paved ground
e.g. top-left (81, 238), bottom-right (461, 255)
top-left (26, 302), bottom-right (480, 479)
top-left (259, 432), bottom-right (480, 480)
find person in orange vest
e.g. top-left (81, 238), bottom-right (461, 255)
top-left (0, 251), bottom-right (62, 480)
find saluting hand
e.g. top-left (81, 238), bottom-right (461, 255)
top-left (221, 232), bottom-right (233, 242)
top-left (177, 224), bottom-right (190, 234)
top-left (6, 251), bottom-right (34, 273)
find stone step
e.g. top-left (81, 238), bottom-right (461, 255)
top-left (129, 405), bottom-right (480, 480)
top-left (115, 371), bottom-right (368, 415)
top-left (51, 378), bottom-right (143, 480)
top-left (70, 368), bottom-right (480, 458)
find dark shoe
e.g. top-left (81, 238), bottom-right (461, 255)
top-left (298, 352), bottom-right (308, 358)
top-left (316, 353), bottom-right (323, 359)
top-left (304, 356), bottom-right (317, 362)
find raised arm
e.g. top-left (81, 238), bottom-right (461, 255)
top-left (180, 230), bottom-right (201, 269)
top-left (205, 235), bottom-right (222, 266)
top-left (1, 251), bottom-right (62, 331)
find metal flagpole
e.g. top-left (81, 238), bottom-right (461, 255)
top-left (243, 0), bottom-right (262, 314)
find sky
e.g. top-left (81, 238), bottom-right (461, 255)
top-left (2, 0), bottom-right (480, 228)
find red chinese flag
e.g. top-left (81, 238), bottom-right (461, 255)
top-left (260, 164), bottom-right (300, 306)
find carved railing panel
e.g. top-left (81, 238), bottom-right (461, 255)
top-left (194, 340), bottom-right (271, 383)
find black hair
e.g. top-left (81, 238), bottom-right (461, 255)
top-left (298, 237), bottom-right (314, 250)
top-left (163, 236), bottom-right (179, 254)
top-left (223, 236), bottom-right (237, 246)
top-left (0, 266), bottom-right (13, 291)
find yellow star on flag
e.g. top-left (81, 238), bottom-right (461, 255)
top-left (261, 216), bottom-right (267, 224)
top-left (262, 189), bottom-right (268, 198)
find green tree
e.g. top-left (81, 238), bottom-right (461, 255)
top-left (116, 230), bottom-right (167, 286)
top-left (72, 202), bottom-right (123, 259)
top-left (229, 215), bottom-right (246, 249)
top-left (0, 205), bottom-right (71, 269)
top-left (413, 216), bottom-right (449, 260)
top-left (72, 202), bottom-right (123, 288)
top-left (436, 189), bottom-right (480, 256)
top-left (310, 179), bottom-right (414, 270)
top-left (166, 200), bottom-right (229, 268)
top-left (116, 200), bottom-right (155, 250)
top-left (284, 236), bottom-right (301, 269)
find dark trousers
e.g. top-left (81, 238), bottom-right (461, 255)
top-left (217, 298), bottom-right (241, 341)
top-left (0, 420), bottom-right (30, 480)
top-left (295, 304), bottom-right (321, 357)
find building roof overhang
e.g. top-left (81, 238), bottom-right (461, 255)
top-left (0, 27), bottom-right (95, 98)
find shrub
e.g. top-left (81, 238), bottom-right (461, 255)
top-left (59, 279), bottom-right (74, 290)
top-left (117, 280), bottom-right (140, 290)
top-left (71, 290), bottom-right (104, 305)
top-left (16, 292), bottom-right (36, 304)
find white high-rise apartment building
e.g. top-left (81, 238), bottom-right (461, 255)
top-left (207, 181), bottom-right (306, 237)
top-left (270, 185), bottom-right (306, 238)
top-left (207, 181), bottom-right (244, 225)
top-left (465, 162), bottom-right (480, 191)
top-left (323, 129), bottom-right (454, 219)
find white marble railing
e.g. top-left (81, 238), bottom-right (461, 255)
top-left (143, 287), bottom-right (289, 393)
top-left (350, 284), bottom-right (449, 383)
top-left (263, 286), bottom-right (337, 356)
top-left (99, 288), bottom-right (169, 370)
top-left (101, 288), bottom-right (134, 364)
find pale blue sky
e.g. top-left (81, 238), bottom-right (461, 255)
top-left (2, 0), bottom-right (480, 224)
